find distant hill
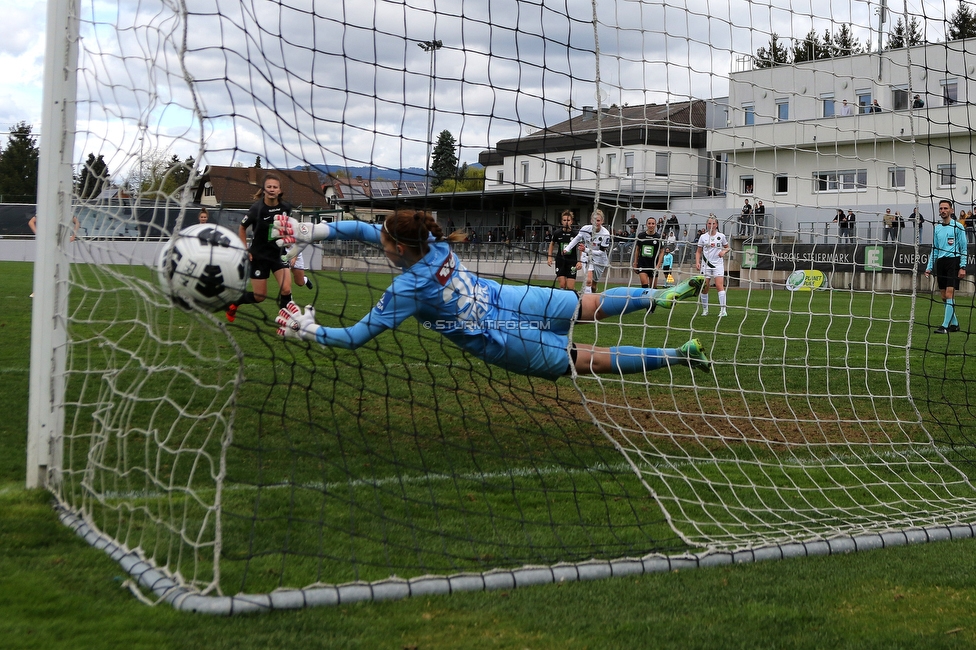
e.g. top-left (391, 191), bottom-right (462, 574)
top-left (305, 165), bottom-right (428, 182)
top-left (302, 163), bottom-right (483, 182)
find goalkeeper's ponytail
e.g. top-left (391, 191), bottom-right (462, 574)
top-left (383, 210), bottom-right (465, 256)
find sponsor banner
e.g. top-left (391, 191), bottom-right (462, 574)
top-left (739, 244), bottom-right (976, 273)
top-left (785, 269), bottom-right (830, 291)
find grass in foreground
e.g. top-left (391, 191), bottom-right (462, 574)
top-left (6, 261), bottom-right (976, 647)
top-left (3, 487), bottom-right (976, 649)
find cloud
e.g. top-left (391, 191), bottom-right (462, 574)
top-left (3, 0), bottom-right (955, 179)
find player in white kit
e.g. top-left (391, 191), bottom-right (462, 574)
top-left (695, 214), bottom-right (730, 317)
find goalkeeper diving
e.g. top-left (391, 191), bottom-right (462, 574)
top-left (271, 211), bottom-right (710, 380)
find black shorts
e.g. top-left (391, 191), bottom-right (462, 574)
top-left (554, 258), bottom-right (578, 279)
top-left (935, 256), bottom-right (962, 290)
top-left (250, 253), bottom-right (289, 280)
top-left (635, 266), bottom-right (658, 277)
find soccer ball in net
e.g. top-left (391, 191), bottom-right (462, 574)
top-left (157, 223), bottom-right (250, 311)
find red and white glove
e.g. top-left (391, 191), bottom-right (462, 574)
top-left (272, 216), bottom-right (332, 261)
top-left (276, 302), bottom-right (320, 342)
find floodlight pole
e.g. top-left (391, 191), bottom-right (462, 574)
top-left (418, 40), bottom-right (443, 190)
top-left (28, 0), bottom-right (78, 488)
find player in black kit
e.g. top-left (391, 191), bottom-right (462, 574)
top-left (633, 217), bottom-right (663, 288)
top-left (547, 209), bottom-right (579, 290)
top-left (226, 172), bottom-right (293, 322)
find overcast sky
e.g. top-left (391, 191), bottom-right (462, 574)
top-left (0, 0), bottom-right (952, 179)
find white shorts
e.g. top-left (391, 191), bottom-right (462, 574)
top-left (701, 261), bottom-right (724, 278)
top-left (586, 262), bottom-right (609, 282)
top-left (290, 250), bottom-right (306, 270)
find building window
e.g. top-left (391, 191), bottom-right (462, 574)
top-left (892, 86), bottom-right (909, 111)
top-left (624, 152), bottom-right (634, 176)
top-left (774, 174), bottom-right (788, 194)
top-left (655, 152), bottom-right (670, 177)
top-left (821, 93), bottom-right (835, 117)
top-left (814, 169), bottom-right (867, 193)
top-left (496, 170), bottom-right (504, 184)
top-left (938, 164), bottom-right (957, 187)
top-left (943, 78), bottom-right (958, 106)
top-left (741, 176), bottom-right (754, 194)
top-left (607, 153), bottom-right (617, 176)
top-left (776, 99), bottom-right (789, 121)
top-left (572, 156), bottom-right (582, 181)
top-left (557, 157), bottom-right (566, 181)
top-left (889, 167), bottom-right (906, 189)
top-left (521, 161), bottom-right (529, 184)
top-left (743, 103), bottom-right (755, 126)
top-left (857, 90), bottom-right (872, 114)
top-left (203, 183), bottom-right (215, 197)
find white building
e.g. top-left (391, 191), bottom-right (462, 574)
top-left (478, 101), bottom-right (719, 227)
top-left (711, 38), bottom-right (976, 237)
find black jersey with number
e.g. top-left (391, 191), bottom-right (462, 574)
top-left (241, 199), bottom-right (292, 260)
top-left (551, 228), bottom-right (578, 263)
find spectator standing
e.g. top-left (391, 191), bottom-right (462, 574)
top-left (910, 207), bottom-right (925, 243)
top-left (840, 99), bottom-right (854, 116)
top-left (665, 213), bottom-right (680, 239)
top-left (882, 208), bottom-right (896, 243)
top-left (738, 199), bottom-right (753, 237)
top-left (893, 211), bottom-right (905, 244)
top-left (754, 200), bottom-right (766, 239)
top-left (912, 94), bottom-right (925, 109)
top-left (846, 210), bottom-right (857, 242)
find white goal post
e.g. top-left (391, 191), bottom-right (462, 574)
top-left (26, 0), bottom-right (976, 612)
top-left (27, 0), bottom-right (78, 489)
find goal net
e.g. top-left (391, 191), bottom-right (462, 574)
top-left (32, 0), bottom-right (976, 612)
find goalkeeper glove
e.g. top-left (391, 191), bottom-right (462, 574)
top-left (272, 216), bottom-right (332, 261)
top-left (276, 302), bottom-right (321, 342)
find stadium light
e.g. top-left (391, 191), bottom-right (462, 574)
top-left (418, 40), bottom-right (443, 191)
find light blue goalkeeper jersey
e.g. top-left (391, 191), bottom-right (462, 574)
top-left (314, 221), bottom-right (580, 379)
top-left (926, 219), bottom-right (968, 271)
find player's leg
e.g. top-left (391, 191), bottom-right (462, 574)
top-left (273, 266), bottom-right (292, 308)
top-left (580, 275), bottom-right (704, 320)
top-left (714, 274), bottom-right (728, 317)
top-left (699, 271), bottom-right (712, 315)
top-left (572, 340), bottom-right (710, 375)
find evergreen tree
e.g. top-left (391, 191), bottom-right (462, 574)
top-left (829, 24), bottom-right (863, 57)
top-left (947, 1), bottom-right (976, 40)
top-left (430, 130), bottom-right (458, 188)
top-left (792, 30), bottom-right (828, 63)
top-left (753, 33), bottom-right (791, 68)
top-left (77, 153), bottom-right (109, 199)
top-left (254, 155), bottom-right (262, 168)
top-left (886, 17), bottom-right (924, 49)
top-left (0, 122), bottom-right (40, 202)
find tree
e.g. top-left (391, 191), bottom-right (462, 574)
top-left (434, 166), bottom-right (484, 193)
top-left (127, 151), bottom-right (195, 199)
top-left (430, 130), bottom-right (458, 188)
top-left (828, 24), bottom-right (863, 57)
top-left (0, 122), bottom-right (40, 202)
top-left (753, 33), bottom-right (791, 68)
top-left (886, 17), bottom-right (925, 49)
top-left (792, 30), bottom-right (828, 63)
top-left (947, 1), bottom-right (976, 40)
top-left (77, 153), bottom-right (109, 199)
top-left (254, 155), bottom-right (262, 169)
